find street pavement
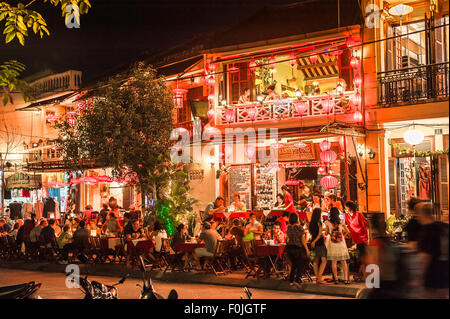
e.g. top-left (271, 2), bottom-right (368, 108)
top-left (0, 269), bottom-right (347, 299)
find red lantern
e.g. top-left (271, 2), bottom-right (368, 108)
top-left (206, 75), bottom-right (215, 87)
top-left (350, 56), bottom-right (360, 69)
top-left (247, 107), bottom-right (258, 121)
top-left (249, 59), bottom-right (257, 72)
top-left (70, 178), bottom-right (81, 185)
top-left (84, 176), bottom-right (97, 184)
top-left (173, 88), bottom-right (188, 109)
top-left (97, 176), bottom-right (112, 183)
top-left (269, 55), bottom-right (276, 69)
top-left (224, 108), bottom-right (235, 123)
top-left (310, 53), bottom-right (318, 64)
top-left (289, 52), bottom-right (296, 67)
top-left (353, 110), bottom-right (363, 123)
top-left (320, 150), bottom-right (337, 163)
top-left (320, 175), bottom-right (338, 189)
top-left (353, 74), bottom-right (362, 88)
top-left (246, 145), bottom-right (256, 159)
top-left (228, 66), bottom-right (239, 73)
top-left (294, 101), bottom-right (308, 116)
top-left (321, 98), bottom-right (334, 114)
top-left (207, 108), bottom-right (215, 122)
top-left (225, 144), bottom-right (233, 160)
top-left (320, 140), bottom-right (332, 151)
top-left (352, 92), bottom-right (362, 106)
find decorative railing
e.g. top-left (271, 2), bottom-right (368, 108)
top-left (23, 144), bottom-right (62, 164)
top-left (377, 62), bottom-right (449, 106)
top-left (216, 91), bottom-right (355, 125)
top-left (30, 70), bottom-right (82, 97)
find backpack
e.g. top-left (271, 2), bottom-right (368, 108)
top-left (330, 222), bottom-right (343, 243)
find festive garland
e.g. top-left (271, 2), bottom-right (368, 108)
top-left (389, 140), bottom-right (449, 157)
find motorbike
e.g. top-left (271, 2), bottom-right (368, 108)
top-left (241, 287), bottom-right (252, 299)
top-left (138, 255), bottom-right (178, 299)
top-left (67, 272), bottom-right (129, 299)
top-left (0, 281), bottom-right (42, 299)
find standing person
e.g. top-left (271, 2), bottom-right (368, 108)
top-left (327, 194), bottom-right (343, 212)
top-left (281, 185), bottom-right (296, 213)
top-left (266, 85), bottom-right (280, 100)
top-left (300, 185), bottom-right (313, 203)
top-left (202, 197), bottom-right (226, 223)
top-left (82, 205), bottom-right (93, 222)
top-left (108, 197), bottom-right (120, 218)
top-left (286, 213), bottom-right (310, 287)
top-left (416, 202), bottom-right (449, 299)
top-left (404, 197), bottom-right (423, 250)
top-left (271, 221), bottom-right (286, 244)
top-left (325, 207), bottom-right (350, 284)
top-left (344, 201), bottom-right (369, 281)
top-left (273, 193), bottom-right (284, 208)
top-left (309, 208), bottom-right (327, 284)
top-left (238, 88), bottom-right (251, 104)
top-left (275, 211), bottom-right (290, 234)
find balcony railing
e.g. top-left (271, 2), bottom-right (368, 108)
top-left (23, 145), bottom-right (62, 164)
top-left (377, 62), bottom-right (449, 106)
top-left (216, 91), bottom-right (355, 126)
top-left (30, 70), bottom-right (82, 97)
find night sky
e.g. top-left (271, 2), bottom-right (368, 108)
top-left (0, 0), bottom-right (302, 84)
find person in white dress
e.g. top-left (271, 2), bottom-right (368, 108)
top-left (325, 207), bottom-right (350, 284)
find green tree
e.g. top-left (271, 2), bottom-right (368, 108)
top-left (0, 0), bottom-right (92, 104)
top-left (56, 62), bottom-right (196, 233)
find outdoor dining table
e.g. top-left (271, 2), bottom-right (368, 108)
top-left (213, 211), bottom-right (249, 221)
top-left (255, 244), bottom-right (286, 278)
top-left (175, 242), bottom-right (205, 253)
top-left (99, 237), bottom-right (121, 250)
top-left (126, 239), bottom-right (155, 255)
top-left (268, 210), bottom-right (285, 217)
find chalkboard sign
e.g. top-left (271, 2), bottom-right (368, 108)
top-left (228, 165), bottom-right (251, 210)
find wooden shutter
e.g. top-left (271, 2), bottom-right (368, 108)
top-left (437, 155), bottom-right (449, 221)
top-left (388, 158), bottom-right (398, 215)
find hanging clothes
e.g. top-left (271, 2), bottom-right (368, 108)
top-left (34, 200), bottom-right (44, 220)
top-left (23, 202), bottom-right (33, 220)
top-left (22, 189), bottom-right (31, 198)
top-left (43, 197), bottom-right (56, 219)
top-left (418, 165), bottom-right (431, 200)
top-left (9, 201), bottom-right (23, 219)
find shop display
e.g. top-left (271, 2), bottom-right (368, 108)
top-left (254, 165), bottom-right (277, 210)
top-left (228, 165), bottom-right (251, 210)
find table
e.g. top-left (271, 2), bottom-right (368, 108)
top-left (99, 237), bottom-right (121, 250)
top-left (213, 211), bottom-right (249, 221)
top-left (268, 210), bottom-right (285, 217)
top-left (175, 242), bottom-right (205, 253)
top-left (255, 244), bottom-right (286, 278)
top-left (126, 239), bottom-right (155, 255)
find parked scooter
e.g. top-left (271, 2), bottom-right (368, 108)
top-left (67, 272), bottom-right (129, 299)
top-left (0, 282), bottom-right (42, 299)
top-left (138, 255), bottom-right (178, 299)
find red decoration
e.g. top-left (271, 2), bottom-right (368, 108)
top-left (350, 56), bottom-right (360, 69)
top-left (352, 92), bottom-right (362, 106)
top-left (320, 140), bottom-right (332, 151)
top-left (353, 110), bottom-right (363, 123)
top-left (294, 141), bottom-right (307, 149)
top-left (270, 140), bottom-right (284, 150)
top-left (207, 108), bottom-right (215, 122)
top-left (289, 52), bottom-right (296, 67)
top-left (320, 175), bottom-right (338, 189)
top-left (249, 59), bottom-right (257, 72)
top-left (84, 176), bottom-right (97, 184)
top-left (339, 136), bottom-right (346, 152)
top-left (173, 88), bottom-right (188, 109)
top-left (294, 101), bottom-right (308, 116)
top-left (353, 74), bottom-right (362, 88)
top-left (285, 180), bottom-right (302, 186)
top-left (70, 178), bottom-right (81, 185)
top-left (321, 98), bottom-right (334, 113)
top-left (247, 107), bottom-right (258, 121)
top-left (320, 150), bottom-right (337, 163)
top-left (228, 66), bottom-right (239, 73)
top-left (317, 166), bottom-right (327, 175)
top-left (97, 176), bottom-right (112, 183)
top-left (246, 145), bottom-right (256, 159)
top-left (309, 53), bottom-right (318, 64)
top-left (206, 75), bottom-right (215, 86)
top-left (224, 108), bottom-right (235, 123)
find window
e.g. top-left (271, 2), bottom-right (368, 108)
top-left (228, 62), bottom-right (251, 104)
top-left (435, 15), bottom-right (449, 64)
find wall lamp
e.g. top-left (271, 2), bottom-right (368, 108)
top-left (367, 148), bottom-right (376, 160)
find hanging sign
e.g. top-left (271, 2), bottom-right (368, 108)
top-left (228, 165), bottom-right (251, 210)
top-left (277, 142), bottom-right (315, 161)
top-left (5, 172), bottom-right (42, 190)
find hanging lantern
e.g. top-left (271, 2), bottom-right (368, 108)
top-left (269, 55), bottom-right (276, 69)
top-left (173, 88), bottom-right (188, 109)
top-left (249, 59), bottom-right (257, 72)
top-left (352, 92), bottom-right (362, 106)
top-left (320, 175), bottom-right (338, 189)
top-left (320, 140), bottom-right (332, 151)
top-left (353, 110), bottom-right (363, 123)
top-left (294, 101), bottom-right (308, 116)
top-left (289, 52), bottom-right (296, 67)
top-left (206, 75), bottom-right (215, 87)
top-left (309, 53), bottom-right (318, 64)
top-left (353, 74), bottom-right (362, 88)
top-left (224, 108), bottom-right (235, 123)
top-left (321, 98), bottom-right (334, 114)
top-left (97, 176), bottom-right (112, 183)
top-left (350, 56), bottom-right (360, 70)
top-left (317, 166), bottom-right (327, 175)
top-left (84, 176), bottom-right (98, 184)
top-left (207, 108), bottom-right (215, 122)
top-left (246, 145), bottom-right (256, 160)
top-left (270, 140), bottom-right (284, 150)
top-left (403, 129), bottom-right (424, 146)
top-left (320, 150), bottom-right (337, 163)
top-left (207, 63), bottom-right (216, 73)
top-left (225, 144), bottom-right (233, 160)
top-left (247, 107), bottom-right (258, 121)
top-left (294, 141), bottom-right (307, 149)
top-left (339, 136), bottom-right (346, 152)
top-left (228, 66), bottom-right (239, 73)
top-left (70, 178), bottom-right (81, 185)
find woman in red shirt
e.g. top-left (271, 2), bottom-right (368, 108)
top-left (281, 185), bottom-right (296, 213)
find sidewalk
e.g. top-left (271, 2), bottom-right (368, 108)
top-left (0, 261), bottom-right (363, 298)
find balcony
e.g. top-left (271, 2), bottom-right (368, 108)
top-left (29, 70), bottom-right (82, 98)
top-left (23, 145), bottom-right (62, 164)
top-left (215, 91), bottom-right (356, 126)
top-left (377, 62), bottom-right (449, 106)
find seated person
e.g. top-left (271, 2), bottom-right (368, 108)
top-left (271, 221), bottom-right (286, 244)
top-left (238, 88), bottom-right (251, 104)
top-left (101, 212), bottom-right (122, 236)
top-left (128, 205), bottom-right (140, 220)
top-left (266, 85), bottom-right (280, 100)
top-left (87, 219), bottom-right (100, 236)
top-left (57, 225), bottom-right (73, 249)
top-left (202, 196), bottom-right (226, 222)
top-left (122, 213), bottom-right (132, 232)
top-left (227, 218), bottom-right (245, 248)
top-left (0, 218), bottom-right (11, 235)
top-left (150, 221), bottom-right (167, 253)
top-left (62, 220), bottom-right (90, 262)
top-left (83, 205), bottom-right (93, 221)
top-left (273, 193), bottom-right (285, 208)
top-left (275, 211), bottom-right (290, 234)
top-left (30, 219), bottom-right (47, 243)
top-left (124, 220), bottom-right (144, 240)
top-left (228, 194), bottom-right (246, 212)
top-left (172, 223), bottom-right (190, 251)
top-left (244, 213), bottom-right (264, 241)
top-left (40, 219), bottom-right (57, 248)
top-left (193, 222), bottom-right (222, 269)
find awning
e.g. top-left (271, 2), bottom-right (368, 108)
top-left (16, 91), bottom-right (78, 111)
top-left (5, 172), bottom-right (42, 190)
top-left (297, 54), bottom-right (339, 80)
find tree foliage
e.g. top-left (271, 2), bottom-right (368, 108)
top-left (0, 59), bottom-right (32, 105)
top-left (0, 0), bottom-right (91, 45)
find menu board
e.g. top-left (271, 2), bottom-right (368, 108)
top-left (228, 165), bottom-right (251, 210)
top-left (254, 164), bottom-right (277, 210)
